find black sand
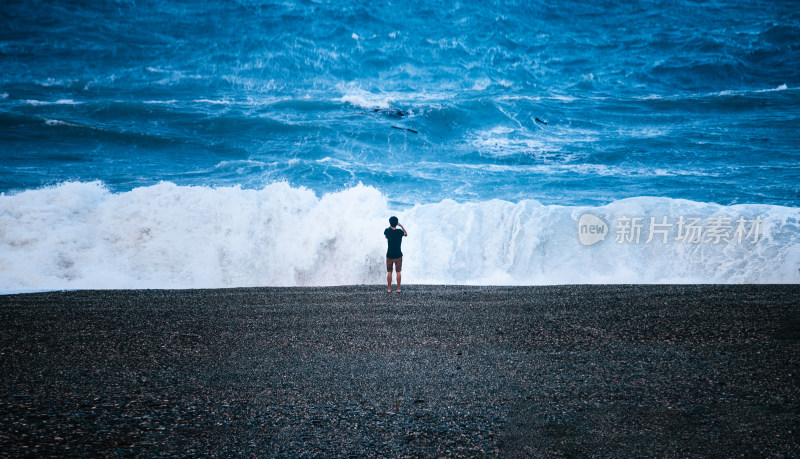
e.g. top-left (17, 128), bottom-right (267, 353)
top-left (1, 285), bottom-right (798, 457)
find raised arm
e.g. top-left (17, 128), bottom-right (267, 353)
top-left (398, 223), bottom-right (407, 236)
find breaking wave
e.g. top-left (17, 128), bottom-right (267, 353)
top-left (1, 182), bottom-right (798, 291)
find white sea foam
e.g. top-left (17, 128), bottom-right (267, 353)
top-left (195, 99), bottom-right (233, 105)
top-left (756, 84), bottom-right (788, 92)
top-left (143, 100), bottom-right (179, 105)
top-left (0, 182), bottom-right (798, 291)
top-left (338, 92), bottom-right (393, 110)
top-left (632, 85), bottom-right (791, 102)
top-left (44, 119), bottom-right (81, 127)
top-left (35, 78), bottom-right (78, 88)
top-left (550, 94), bottom-right (578, 102)
top-left (471, 78), bottom-right (492, 91)
top-left (699, 85), bottom-right (792, 99)
top-left (25, 99), bottom-right (82, 106)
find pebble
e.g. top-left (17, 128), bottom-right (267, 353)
top-left (0, 284), bottom-right (797, 456)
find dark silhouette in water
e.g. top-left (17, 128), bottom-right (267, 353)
top-left (374, 108), bottom-right (408, 118)
top-left (392, 126), bottom-right (418, 134)
top-left (359, 106), bottom-right (418, 133)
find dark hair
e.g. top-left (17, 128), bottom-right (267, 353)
top-left (389, 216), bottom-right (398, 227)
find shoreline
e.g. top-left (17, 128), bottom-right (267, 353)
top-left (3, 282), bottom-right (800, 294)
top-left (1, 284), bottom-right (798, 456)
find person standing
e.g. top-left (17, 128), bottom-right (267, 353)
top-left (384, 216), bottom-right (407, 293)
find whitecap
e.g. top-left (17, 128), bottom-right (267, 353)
top-left (143, 100), bottom-right (179, 105)
top-left (756, 84), bottom-right (789, 92)
top-left (194, 99), bottom-right (233, 105)
top-left (2, 182), bottom-right (796, 290)
top-left (471, 78), bottom-right (492, 91)
top-left (337, 92), bottom-right (393, 110)
top-left (44, 119), bottom-right (76, 127)
top-left (25, 99), bottom-right (82, 106)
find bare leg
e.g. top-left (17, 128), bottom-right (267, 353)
top-left (387, 271), bottom-right (392, 292)
top-left (396, 272), bottom-right (401, 292)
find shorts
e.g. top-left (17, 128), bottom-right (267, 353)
top-left (386, 257), bottom-right (402, 273)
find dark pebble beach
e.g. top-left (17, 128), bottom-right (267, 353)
top-left (1, 285), bottom-right (798, 457)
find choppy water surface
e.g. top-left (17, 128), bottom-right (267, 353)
top-left (2, 0), bottom-right (799, 288)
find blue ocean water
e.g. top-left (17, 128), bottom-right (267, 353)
top-left (1, 0), bottom-right (799, 289)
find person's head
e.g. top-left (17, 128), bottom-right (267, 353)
top-left (389, 216), bottom-right (398, 227)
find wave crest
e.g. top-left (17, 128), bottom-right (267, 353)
top-left (1, 182), bottom-right (798, 291)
